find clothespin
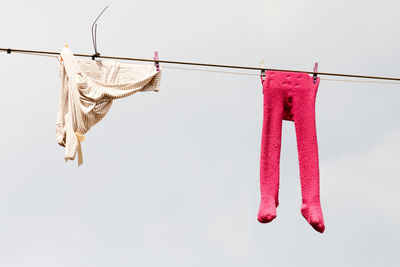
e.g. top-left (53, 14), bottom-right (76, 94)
top-left (6, 48), bottom-right (11, 54)
top-left (154, 51), bottom-right (160, 71)
top-left (313, 62), bottom-right (318, 84)
top-left (260, 59), bottom-right (266, 82)
top-left (58, 44), bottom-right (69, 63)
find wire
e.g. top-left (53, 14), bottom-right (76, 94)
top-left (12, 51), bottom-right (58, 59)
top-left (164, 66), bottom-right (400, 85)
top-left (163, 66), bottom-right (258, 76)
top-left (321, 78), bottom-right (400, 85)
top-left (91, 5), bottom-right (109, 56)
top-left (1, 47), bottom-right (400, 82)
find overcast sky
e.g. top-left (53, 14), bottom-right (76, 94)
top-left (0, 0), bottom-right (400, 266)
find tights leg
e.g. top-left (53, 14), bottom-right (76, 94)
top-left (292, 77), bottom-right (325, 233)
top-left (258, 77), bottom-right (284, 223)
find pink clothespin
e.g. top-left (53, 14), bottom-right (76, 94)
top-left (154, 51), bottom-right (160, 71)
top-left (313, 62), bottom-right (318, 84)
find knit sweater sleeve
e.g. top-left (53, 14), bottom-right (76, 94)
top-left (56, 62), bottom-right (68, 147)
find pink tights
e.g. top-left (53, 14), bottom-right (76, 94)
top-left (258, 71), bottom-right (325, 233)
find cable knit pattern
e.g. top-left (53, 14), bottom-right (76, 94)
top-left (258, 71), bottom-right (325, 233)
top-left (56, 47), bottom-right (161, 166)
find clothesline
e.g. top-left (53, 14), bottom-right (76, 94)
top-left (6, 49), bottom-right (399, 85)
top-left (2, 47), bottom-right (400, 82)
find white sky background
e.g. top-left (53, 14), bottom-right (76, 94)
top-left (0, 0), bottom-right (400, 266)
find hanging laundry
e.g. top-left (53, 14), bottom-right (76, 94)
top-left (257, 71), bottom-right (325, 233)
top-left (56, 46), bottom-right (161, 166)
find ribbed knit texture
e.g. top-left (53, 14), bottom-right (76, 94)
top-left (257, 71), bottom-right (325, 233)
top-left (56, 47), bottom-right (161, 166)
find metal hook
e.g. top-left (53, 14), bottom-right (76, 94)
top-left (91, 5), bottom-right (109, 60)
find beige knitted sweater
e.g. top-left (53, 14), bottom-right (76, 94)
top-left (56, 47), bottom-right (161, 166)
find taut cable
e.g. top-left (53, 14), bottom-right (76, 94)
top-left (2, 47), bottom-right (400, 82)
